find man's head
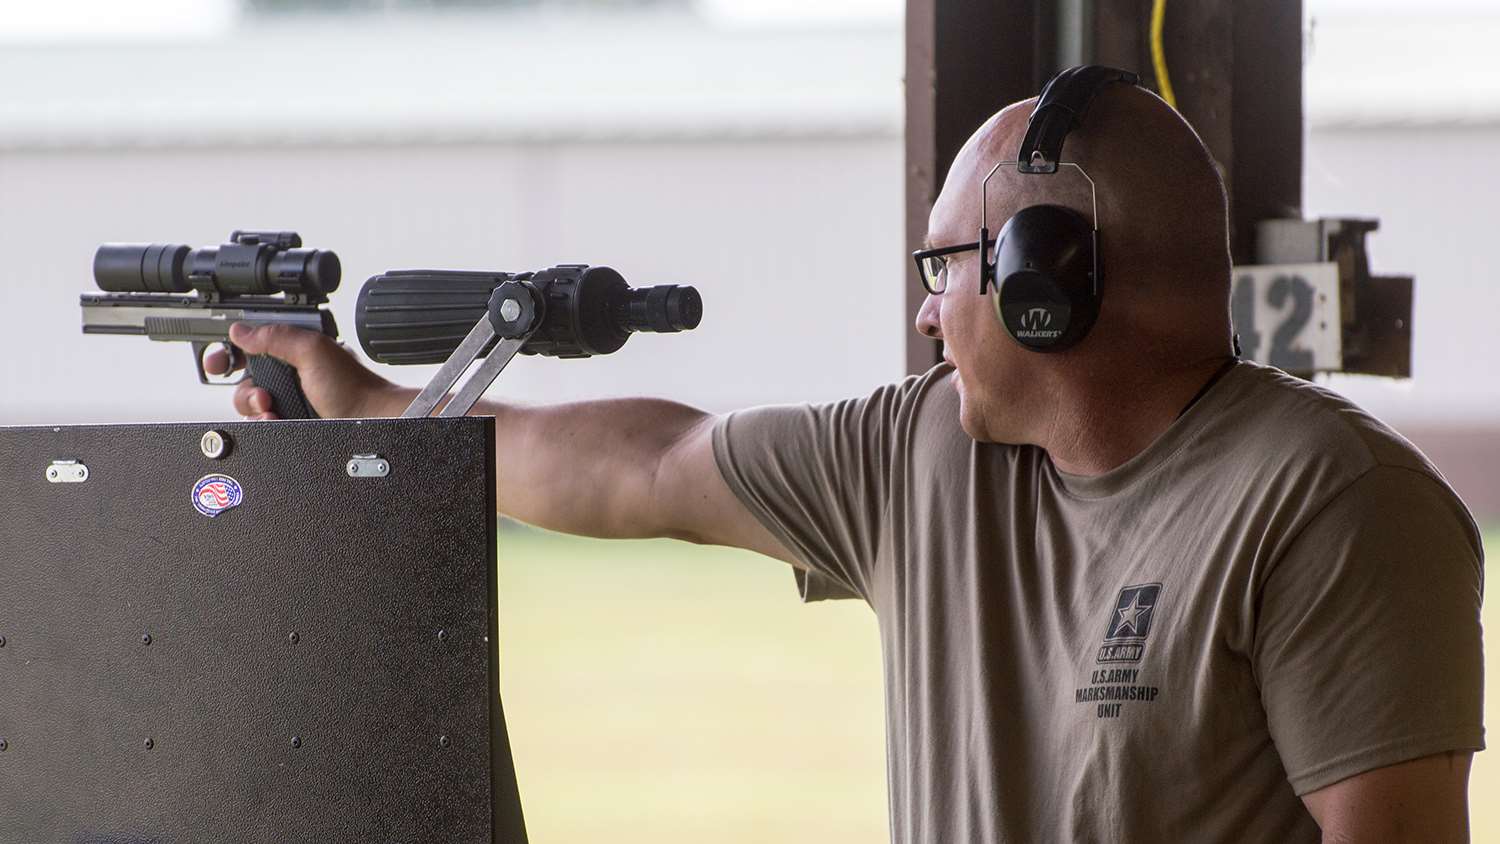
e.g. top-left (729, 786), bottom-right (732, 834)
top-left (916, 83), bottom-right (1234, 445)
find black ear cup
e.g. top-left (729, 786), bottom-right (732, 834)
top-left (982, 65), bottom-right (1136, 353)
top-left (991, 204), bottom-right (1099, 352)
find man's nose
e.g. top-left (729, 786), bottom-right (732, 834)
top-left (915, 292), bottom-right (943, 339)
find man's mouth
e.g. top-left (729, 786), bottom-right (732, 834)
top-left (943, 358), bottom-right (962, 391)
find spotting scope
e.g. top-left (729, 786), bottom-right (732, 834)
top-left (355, 265), bottom-right (702, 365)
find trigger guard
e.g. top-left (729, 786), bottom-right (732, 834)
top-left (200, 342), bottom-right (247, 386)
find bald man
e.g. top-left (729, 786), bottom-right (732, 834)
top-left (212, 80), bottom-right (1483, 841)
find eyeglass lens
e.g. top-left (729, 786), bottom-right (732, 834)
top-left (920, 256), bottom-right (947, 294)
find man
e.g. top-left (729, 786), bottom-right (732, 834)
top-left (211, 81), bottom-right (1484, 841)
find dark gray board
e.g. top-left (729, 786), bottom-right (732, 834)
top-left (0, 417), bottom-right (525, 843)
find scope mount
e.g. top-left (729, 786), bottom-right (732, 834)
top-left (229, 230), bottom-right (303, 249)
top-left (402, 280), bottom-right (544, 418)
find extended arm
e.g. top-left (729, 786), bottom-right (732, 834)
top-left (465, 393), bottom-right (797, 563)
top-left (219, 323), bottom-right (797, 564)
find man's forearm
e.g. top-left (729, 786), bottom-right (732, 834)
top-left (366, 386), bottom-right (711, 540)
top-left (474, 396), bottom-right (709, 538)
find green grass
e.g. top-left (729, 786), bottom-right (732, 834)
top-left (496, 524), bottom-right (1498, 842)
top-left (495, 525), bottom-right (887, 843)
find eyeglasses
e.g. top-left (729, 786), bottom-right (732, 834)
top-left (911, 239), bottom-right (991, 295)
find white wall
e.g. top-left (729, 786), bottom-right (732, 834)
top-left (3, 7), bottom-right (1497, 431)
top-left (0, 137), bottom-right (907, 425)
top-left (1307, 124), bottom-right (1500, 425)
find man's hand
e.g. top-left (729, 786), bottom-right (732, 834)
top-left (1301, 751), bottom-right (1473, 842)
top-left (205, 323), bottom-right (412, 420)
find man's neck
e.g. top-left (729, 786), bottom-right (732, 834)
top-left (1040, 354), bottom-right (1236, 477)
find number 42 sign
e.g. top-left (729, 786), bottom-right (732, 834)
top-left (1230, 262), bottom-right (1342, 373)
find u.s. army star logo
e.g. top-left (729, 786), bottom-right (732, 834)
top-left (1096, 582), bottom-right (1162, 664)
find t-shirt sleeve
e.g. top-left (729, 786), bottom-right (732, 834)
top-left (710, 374), bottom-right (927, 604)
top-left (1252, 464), bottom-right (1486, 795)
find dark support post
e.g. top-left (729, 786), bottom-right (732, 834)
top-left (1227, 0), bottom-right (1304, 263)
top-left (904, 0), bottom-right (1046, 374)
top-left (904, 0), bottom-right (1305, 372)
top-left (1094, 0), bottom-right (1304, 264)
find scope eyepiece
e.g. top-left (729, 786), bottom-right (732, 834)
top-left (615, 284), bottom-right (702, 333)
top-left (270, 248), bottom-right (341, 296)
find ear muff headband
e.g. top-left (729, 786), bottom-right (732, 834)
top-left (1019, 66), bottom-right (1139, 175)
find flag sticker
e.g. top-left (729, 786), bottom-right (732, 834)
top-left (192, 474), bottom-right (244, 518)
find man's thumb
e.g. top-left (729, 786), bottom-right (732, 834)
top-left (229, 322), bottom-right (318, 367)
top-left (228, 322), bottom-right (262, 351)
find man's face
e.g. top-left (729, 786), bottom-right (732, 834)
top-left (914, 124), bottom-right (1043, 445)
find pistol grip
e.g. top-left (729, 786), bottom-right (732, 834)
top-left (247, 354), bottom-right (318, 420)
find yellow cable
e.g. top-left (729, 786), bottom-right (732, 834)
top-left (1150, 0), bottom-right (1178, 109)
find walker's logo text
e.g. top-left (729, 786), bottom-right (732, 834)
top-left (192, 474), bottom-right (243, 518)
top-left (1015, 306), bottom-right (1063, 340)
top-left (1075, 582), bottom-right (1164, 718)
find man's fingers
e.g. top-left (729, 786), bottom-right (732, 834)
top-left (232, 381), bottom-right (270, 416)
top-left (228, 322), bottom-right (330, 369)
top-left (203, 346), bottom-right (235, 376)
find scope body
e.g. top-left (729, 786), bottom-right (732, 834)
top-left (93, 230), bottom-right (339, 302)
top-left (356, 264), bottom-right (701, 364)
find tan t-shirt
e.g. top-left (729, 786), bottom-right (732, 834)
top-left (711, 359), bottom-right (1485, 842)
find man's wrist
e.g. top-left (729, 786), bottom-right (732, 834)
top-left (360, 384), bottom-right (419, 418)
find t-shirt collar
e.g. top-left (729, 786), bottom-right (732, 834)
top-left (1046, 359), bottom-right (1249, 500)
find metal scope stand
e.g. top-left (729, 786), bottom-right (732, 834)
top-left (402, 280), bottom-right (543, 419)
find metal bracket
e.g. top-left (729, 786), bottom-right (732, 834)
top-left (402, 281), bottom-right (541, 419)
top-left (1255, 217), bottom-right (1413, 378)
top-left (46, 460), bottom-right (89, 484)
top-left (346, 454), bottom-right (390, 478)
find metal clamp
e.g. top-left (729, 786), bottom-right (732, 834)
top-left (402, 280), bottom-right (543, 419)
top-left (346, 454), bottom-right (390, 478)
top-left (46, 460), bottom-right (89, 484)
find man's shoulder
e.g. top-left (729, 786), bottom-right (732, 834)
top-left (864, 363), bottom-right (966, 440)
top-left (1212, 360), bottom-right (1446, 483)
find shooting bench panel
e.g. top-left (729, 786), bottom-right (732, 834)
top-left (0, 417), bottom-right (526, 843)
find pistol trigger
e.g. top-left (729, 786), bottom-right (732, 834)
top-left (225, 343), bottom-right (248, 385)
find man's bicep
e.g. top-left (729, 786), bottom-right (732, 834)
top-left (652, 414), bottom-right (800, 565)
top-left (1300, 751), bottom-right (1472, 842)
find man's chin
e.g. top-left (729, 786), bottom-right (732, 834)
top-left (956, 390), bottom-right (1015, 445)
top-left (956, 397), bottom-right (994, 443)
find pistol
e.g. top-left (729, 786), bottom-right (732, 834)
top-left (81, 230), bottom-right (340, 420)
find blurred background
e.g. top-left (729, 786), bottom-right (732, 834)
top-left (1, 0), bottom-right (1495, 840)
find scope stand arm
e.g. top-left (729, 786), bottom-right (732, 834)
top-left (401, 281), bottom-right (541, 419)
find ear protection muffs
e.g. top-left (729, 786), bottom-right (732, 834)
top-left (978, 65), bottom-right (1140, 353)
